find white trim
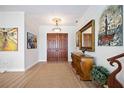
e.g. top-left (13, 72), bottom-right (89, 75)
top-left (25, 60), bottom-right (39, 71)
top-left (68, 59), bottom-right (72, 62)
top-left (5, 69), bottom-right (25, 72)
top-left (0, 70), bottom-right (6, 73)
top-left (38, 60), bottom-right (47, 62)
top-left (68, 61), bottom-right (72, 63)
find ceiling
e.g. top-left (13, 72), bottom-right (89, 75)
top-left (0, 5), bottom-right (89, 26)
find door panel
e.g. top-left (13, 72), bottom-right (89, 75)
top-left (58, 34), bottom-right (68, 61)
top-left (47, 33), bottom-right (68, 62)
top-left (47, 34), bottom-right (58, 61)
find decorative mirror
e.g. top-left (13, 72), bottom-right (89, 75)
top-left (79, 20), bottom-right (95, 52)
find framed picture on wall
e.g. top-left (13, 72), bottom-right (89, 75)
top-left (27, 32), bottom-right (37, 49)
top-left (98, 5), bottom-right (123, 46)
top-left (0, 27), bottom-right (18, 51)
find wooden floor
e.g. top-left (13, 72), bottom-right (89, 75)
top-left (0, 62), bottom-right (96, 88)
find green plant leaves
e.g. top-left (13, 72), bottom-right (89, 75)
top-left (91, 66), bottom-right (109, 86)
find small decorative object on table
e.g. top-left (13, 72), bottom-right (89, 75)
top-left (81, 48), bottom-right (87, 54)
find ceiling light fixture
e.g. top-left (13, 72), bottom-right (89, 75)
top-left (52, 18), bottom-right (61, 32)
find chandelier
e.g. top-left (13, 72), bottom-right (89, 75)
top-left (52, 18), bottom-right (61, 32)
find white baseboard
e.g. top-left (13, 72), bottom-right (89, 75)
top-left (5, 69), bottom-right (25, 72)
top-left (38, 60), bottom-right (47, 63)
top-left (0, 70), bottom-right (6, 73)
top-left (68, 61), bottom-right (72, 63)
top-left (68, 60), bottom-right (72, 62)
top-left (25, 61), bottom-right (39, 71)
top-left (0, 66), bottom-right (25, 72)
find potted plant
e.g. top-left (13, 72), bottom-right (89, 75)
top-left (91, 66), bottom-right (109, 87)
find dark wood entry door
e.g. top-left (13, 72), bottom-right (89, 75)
top-left (47, 33), bottom-right (68, 62)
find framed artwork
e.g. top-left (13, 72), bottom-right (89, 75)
top-left (98, 5), bottom-right (123, 46)
top-left (0, 28), bottom-right (18, 51)
top-left (27, 32), bottom-right (37, 49)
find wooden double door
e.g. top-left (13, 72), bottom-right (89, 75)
top-left (47, 33), bottom-right (68, 62)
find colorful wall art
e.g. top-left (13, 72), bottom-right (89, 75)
top-left (98, 5), bottom-right (123, 46)
top-left (27, 32), bottom-right (37, 49)
top-left (0, 28), bottom-right (18, 51)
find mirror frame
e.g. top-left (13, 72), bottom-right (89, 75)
top-left (79, 20), bottom-right (95, 52)
top-left (76, 31), bottom-right (82, 47)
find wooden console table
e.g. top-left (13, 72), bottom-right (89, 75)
top-left (71, 52), bottom-right (94, 80)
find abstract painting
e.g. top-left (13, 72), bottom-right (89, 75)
top-left (27, 32), bottom-right (37, 49)
top-left (0, 28), bottom-right (18, 51)
top-left (98, 5), bottom-right (123, 46)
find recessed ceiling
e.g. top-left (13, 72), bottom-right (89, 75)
top-left (0, 5), bottom-right (89, 26)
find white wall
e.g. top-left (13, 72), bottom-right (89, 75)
top-left (0, 12), bottom-right (25, 71)
top-left (76, 5), bottom-right (124, 86)
top-left (25, 26), bottom-right (39, 70)
top-left (38, 25), bottom-right (76, 62)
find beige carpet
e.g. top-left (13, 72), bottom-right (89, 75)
top-left (23, 63), bottom-right (81, 88)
